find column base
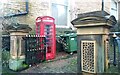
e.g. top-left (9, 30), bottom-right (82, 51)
top-left (9, 58), bottom-right (28, 71)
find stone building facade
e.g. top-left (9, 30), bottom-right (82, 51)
top-left (0, 0), bottom-right (118, 33)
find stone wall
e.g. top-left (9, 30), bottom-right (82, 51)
top-left (69, 0), bottom-right (111, 20)
top-left (104, 0), bottom-right (111, 14)
top-left (1, 0), bottom-right (51, 33)
top-left (15, 0), bottom-right (50, 33)
top-left (1, 0), bottom-right (112, 33)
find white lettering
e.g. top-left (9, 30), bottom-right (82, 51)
top-left (43, 20), bottom-right (53, 22)
top-left (36, 19), bottom-right (41, 22)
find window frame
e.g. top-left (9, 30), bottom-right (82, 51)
top-left (50, 0), bottom-right (70, 28)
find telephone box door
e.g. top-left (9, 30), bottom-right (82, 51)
top-left (36, 16), bottom-right (56, 60)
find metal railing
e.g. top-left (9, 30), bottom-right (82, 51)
top-left (2, 34), bottom-right (46, 66)
top-left (23, 35), bottom-right (46, 65)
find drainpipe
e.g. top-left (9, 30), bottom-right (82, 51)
top-left (102, 0), bottom-right (104, 16)
top-left (118, 1), bottom-right (120, 22)
top-left (118, 2), bottom-right (120, 30)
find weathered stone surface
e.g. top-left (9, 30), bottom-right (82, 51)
top-left (71, 13), bottom-right (117, 27)
top-left (5, 23), bottom-right (32, 32)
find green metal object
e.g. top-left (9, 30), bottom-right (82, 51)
top-left (9, 58), bottom-right (28, 71)
top-left (60, 33), bottom-right (77, 53)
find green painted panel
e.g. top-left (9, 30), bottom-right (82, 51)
top-left (69, 37), bottom-right (77, 52)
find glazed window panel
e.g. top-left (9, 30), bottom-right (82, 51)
top-left (51, 0), bottom-right (68, 26)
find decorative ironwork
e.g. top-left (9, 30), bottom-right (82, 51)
top-left (2, 34), bottom-right (46, 66)
top-left (2, 35), bottom-right (10, 51)
top-left (106, 41), bottom-right (109, 59)
top-left (23, 35), bottom-right (46, 65)
top-left (81, 40), bottom-right (96, 73)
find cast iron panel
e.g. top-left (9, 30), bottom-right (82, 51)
top-left (81, 40), bottom-right (96, 73)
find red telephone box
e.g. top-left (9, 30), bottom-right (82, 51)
top-left (36, 16), bottom-right (56, 60)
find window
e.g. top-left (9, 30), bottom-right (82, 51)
top-left (51, 0), bottom-right (68, 26)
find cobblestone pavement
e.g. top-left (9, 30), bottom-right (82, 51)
top-left (21, 52), bottom-right (77, 73)
top-left (3, 51), bottom-right (119, 74)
